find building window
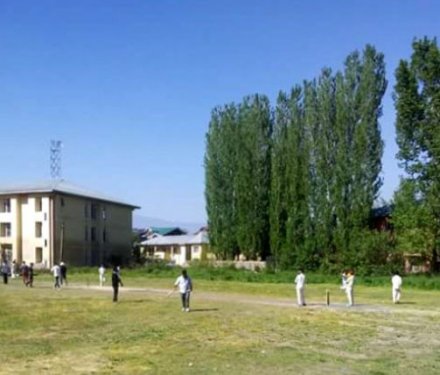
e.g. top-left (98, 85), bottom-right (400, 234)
top-left (44, 239), bottom-right (48, 247)
top-left (91, 227), bottom-right (96, 242)
top-left (193, 246), bottom-right (200, 254)
top-left (44, 213), bottom-right (47, 221)
top-left (1, 199), bottom-right (11, 213)
top-left (91, 204), bottom-right (98, 220)
top-left (60, 197), bottom-right (65, 207)
top-left (84, 203), bottom-right (89, 218)
top-left (85, 226), bottom-right (89, 241)
top-left (35, 222), bottom-right (43, 238)
top-left (0, 223), bottom-right (11, 237)
top-left (102, 207), bottom-right (107, 220)
top-left (35, 197), bottom-right (42, 212)
top-left (35, 247), bottom-right (43, 263)
top-left (103, 228), bottom-right (107, 243)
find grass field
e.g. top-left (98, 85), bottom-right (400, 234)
top-left (1, 272), bottom-right (440, 375)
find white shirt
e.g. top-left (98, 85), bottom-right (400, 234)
top-left (295, 273), bottom-right (305, 289)
top-left (392, 275), bottom-right (402, 289)
top-left (346, 275), bottom-right (355, 289)
top-left (51, 265), bottom-right (61, 277)
top-left (174, 275), bottom-right (192, 293)
top-left (99, 266), bottom-right (105, 276)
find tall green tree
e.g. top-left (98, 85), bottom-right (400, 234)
top-left (393, 179), bottom-right (435, 262)
top-left (235, 95), bottom-right (272, 259)
top-left (284, 86), bottom-right (312, 268)
top-left (313, 69), bottom-right (337, 266)
top-left (333, 46), bottom-right (386, 266)
top-left (205, 105), bottom-right (239, 259)
top-left (394, 37), bottom-right (440, 270)
top-left (270, 91), bottom-right (291, 267)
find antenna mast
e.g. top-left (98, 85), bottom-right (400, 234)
top-left (50, 140), bottom-right (62, 179)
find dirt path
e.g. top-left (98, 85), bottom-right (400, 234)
top-left (69, 284), bottom-right (397, 314)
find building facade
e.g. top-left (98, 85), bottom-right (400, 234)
top-left (0, 181), bottom-right (138, 268)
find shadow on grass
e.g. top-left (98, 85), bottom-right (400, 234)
top-left (396, 301), bottom-right (416, 305)
top-left (189, 308), bottom-right (219, 313)
top-left (127, 299), bottom-right (153, 303)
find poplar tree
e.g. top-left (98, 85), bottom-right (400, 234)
top-left (270, 92), bottom-right (291, 267)
top-left (394, 37), bottom-right (440, 271)
top-left (235, 95), bottom-right (272, 259)
top-left (333, 46), bottom-right (386, 265)
top-left (284, 86), bottom-right (311, 267)
top-left (314, 69), bottom-right (337, 266)
top-left (205, 105), bottom-right (239, 259)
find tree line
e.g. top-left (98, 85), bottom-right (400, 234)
top-left (205, 38), bottom-right (440, 273)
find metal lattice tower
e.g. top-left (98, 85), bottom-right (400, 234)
top-left (50, 140), bottom-right (62, 179)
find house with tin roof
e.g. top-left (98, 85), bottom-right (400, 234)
top-left (139, 226), bottom-right (187, 241)
top-left (0, 180), bottom-right (139, 268)
top-left (141, 227), bottom-right (210, 266)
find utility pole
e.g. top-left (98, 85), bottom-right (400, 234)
top-left (50, 140), bottom-right (62, 179)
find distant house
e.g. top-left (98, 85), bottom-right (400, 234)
top-left (140, 226), bottom-right (187, 241)
top-left (0, 180), bottom-right (139, 268)
top-left (141, 227), bottom-right (210, 266)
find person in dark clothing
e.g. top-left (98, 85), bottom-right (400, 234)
top-left (26, 263), bottom-right (34, 287)
top-left (20, 261), bottom-right (29, 286)
top-left (1, 261), bottom-right (10, 284)
top-left (60, 262), bottom-right (68, 286)
top-left (112, 266), bottom-right (123, 302)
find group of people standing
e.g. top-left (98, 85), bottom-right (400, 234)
top-left (294, 269), bottom-right (403, 307)
top-left (1, 260), bottom-right (34, 287)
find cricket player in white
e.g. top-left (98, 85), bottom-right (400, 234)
top-left (294, 270), bottom-right (306, 306)
top-left (391, 272), bottom-right (402, 304)
top-left (98, 264), bottom-right (106, 287)
top-left (345, 270), bottom-right (355, 306)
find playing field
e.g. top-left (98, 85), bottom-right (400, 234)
top-left (1, 275), bottom-right (439, 375)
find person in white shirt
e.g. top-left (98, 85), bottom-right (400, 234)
top-left (340, 270), bottom-right (348, 291)
top-left (51, 264), bottom-right (61, 289)
top-left (391, 271), bottom-right (403, 304)
top-left (174, 270), bottom-right (193, 312)
top-left (345, 270), bottom-right (355, 307)
top-left (294, 269), bottom-right (306, 306)
top-left (98, 265), bottom-right (106, 287)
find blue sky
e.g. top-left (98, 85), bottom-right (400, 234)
top-left (0, 1), bottom-right (438, 223)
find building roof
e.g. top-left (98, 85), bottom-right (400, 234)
top-left (149, 227), bottom-right (187, 236)
top-left (141, 231), bottom-right (209, 246)
top-left (0, 180), bottom-right (139, 209)
top-left (371, 204), bottom-right (394, 218)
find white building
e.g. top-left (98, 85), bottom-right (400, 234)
top-left (0, 180), bottom-right (139, 268)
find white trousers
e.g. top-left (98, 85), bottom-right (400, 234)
top-left (392, 288), bottom-right (401, 303)
top-left (296, 287), bottom-right (305, 306)
top-left (346, 287), bottom-right (354, 306)
top-left (99, 275), bottom-right (106, 287)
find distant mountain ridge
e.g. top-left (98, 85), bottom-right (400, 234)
top-left (133, 214), bottom-right (205, 234)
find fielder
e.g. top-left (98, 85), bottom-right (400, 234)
top-left (345, 270), bottom-right (355, 307)
top-left (294, 269), bottom-right (306, 306)
top-left (174, 269), bottom-right (193, 312)
top-left (391, 271), bottom-right (403, 304)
